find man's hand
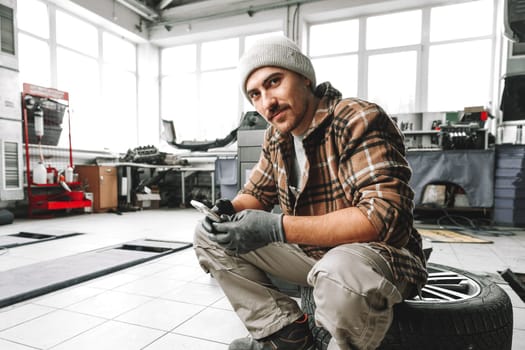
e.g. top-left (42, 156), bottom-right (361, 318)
top-left (206, 209), bottom-right (285, 254)
top-left (212, 198), bottom-right (236, 216)
top-left (201, 199), bottom-right (236, 232)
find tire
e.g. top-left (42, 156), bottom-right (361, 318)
top-left (0, 209), bottom-right (14, 225)
top-left (301, 263), bottom-right (513, 350)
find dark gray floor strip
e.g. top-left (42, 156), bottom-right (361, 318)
top-left (0, 239), bottom-right (192, 308)
top-left (0, 231), bottom-right (83, 249)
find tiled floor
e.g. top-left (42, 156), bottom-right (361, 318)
top-left (0, 208), bottom-right (523, 349)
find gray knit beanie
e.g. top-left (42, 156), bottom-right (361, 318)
top-left (238, 36), bottom-right (316, 102)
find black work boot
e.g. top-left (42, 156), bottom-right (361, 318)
top-left (228, 314), bottom-right (314, 350)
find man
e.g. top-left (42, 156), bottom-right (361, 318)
top-left (194, 35), bottom-right (427, 350)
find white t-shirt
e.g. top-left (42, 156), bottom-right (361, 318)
top-left (291, 134), bottom-right (307, 194)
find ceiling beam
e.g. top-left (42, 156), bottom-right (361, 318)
top-left (155, 0), bottom-right (322, 26)
top-left (116, 0), bottom-right (160, 21)
top-left (157, 0), bottom-right (176, 10)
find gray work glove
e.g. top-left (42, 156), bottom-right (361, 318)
top-left (206, 209), bottom-right (286, 254)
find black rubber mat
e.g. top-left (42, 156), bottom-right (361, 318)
top-left (0, 239), bottom-right (191, 308)
top-left (0, 231), bottom-right (83, 249)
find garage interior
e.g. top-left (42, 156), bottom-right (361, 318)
top-left (0, 0), bottom-right (524, 349)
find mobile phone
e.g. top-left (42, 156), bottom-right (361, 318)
top-left (190, 200), bottom-right (222, 222)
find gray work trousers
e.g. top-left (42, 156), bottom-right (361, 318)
top-left (194, 225), bottom-right (411, 350)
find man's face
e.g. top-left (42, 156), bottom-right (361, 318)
top-left (245, 67), bottom-right (313, 135)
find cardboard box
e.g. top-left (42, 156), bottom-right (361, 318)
top-left (135, 192), bottom-right (161, 209)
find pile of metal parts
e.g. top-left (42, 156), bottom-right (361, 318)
top-left (438, 108), bottom-right (494, 150)
top-left (120, 145), bottom-right (190, 165)
top-left (398, 108), bottom-right (495, 151)
top-left (121, 145), bottom-right (167, 164)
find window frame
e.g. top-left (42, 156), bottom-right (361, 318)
top-left (305, 0), bottom-right (497, 114)
top-left (160, 32), bottom-right (283, 142)
top-left (17, 1), bottom-right (139, 152)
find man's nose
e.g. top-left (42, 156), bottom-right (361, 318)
top-left (261, 91), bottom-right (277, 113)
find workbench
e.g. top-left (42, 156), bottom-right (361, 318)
top-left (99, 149), bottom-right (238, 208)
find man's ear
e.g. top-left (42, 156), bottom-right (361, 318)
top-left (304, 77), bottom-right (311, 87)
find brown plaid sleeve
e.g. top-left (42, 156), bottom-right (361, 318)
top-left (335, 100), bottom-right (415, 248)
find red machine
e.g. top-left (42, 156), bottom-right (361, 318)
top-left (21, 83), bottom-right (91, 217)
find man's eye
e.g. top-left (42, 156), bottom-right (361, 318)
top-left (249, 92), bottom-right (259, 99)
top-left (269, 78), bottom-right (280, 86)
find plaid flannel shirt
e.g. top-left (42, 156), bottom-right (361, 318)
top-left (241, 82), bottom-right (428, 286)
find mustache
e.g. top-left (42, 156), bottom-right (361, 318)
top-left (269, 103), bottom-right (279, 114)
top-left (269, 103), bottom-right (289, 117)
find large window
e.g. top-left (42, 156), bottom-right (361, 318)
top-left (161, 39), bottom-right (238, 141)
top-left (368, 51), bottom-right (418, 113)
top-left (161, 32), bottom-right (281, 142)
top-left (307, 0), bottom-right (496, 114)
top-left (309, 19), bottom-right (359, 98)
top-left (56, 10), bottom-right (98, 56)
top-left (17, 0), bottom-right (49, 37)
top-left (366, 10), bottom-right (421, 50)
top-left (17, 0), bottom-right (498, 151)
top-left (18, 33), bottom-right (50, 87)
top-left (17, 2), bottom-right (138, 152)
top-left (309, 11), bottom-right (422, 113)
top-left (17, 0), bottom-right (50, 88)
top-left (308, 20), bottom-right (359, 96)
top-left (55, 10), bottom-right (100, 150)
top-left (200, 38), bottom-right (238, 141)
top-left (366, 10), bottom-right (421, 113)
top-left (101, 32), bottom-right (138, 151)
top-left (56, 47), bottom-right (99, 148)
top-left (427, 0), bottom-right (494, 111)
top-left (161, 44), bottom-right (198, 141)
